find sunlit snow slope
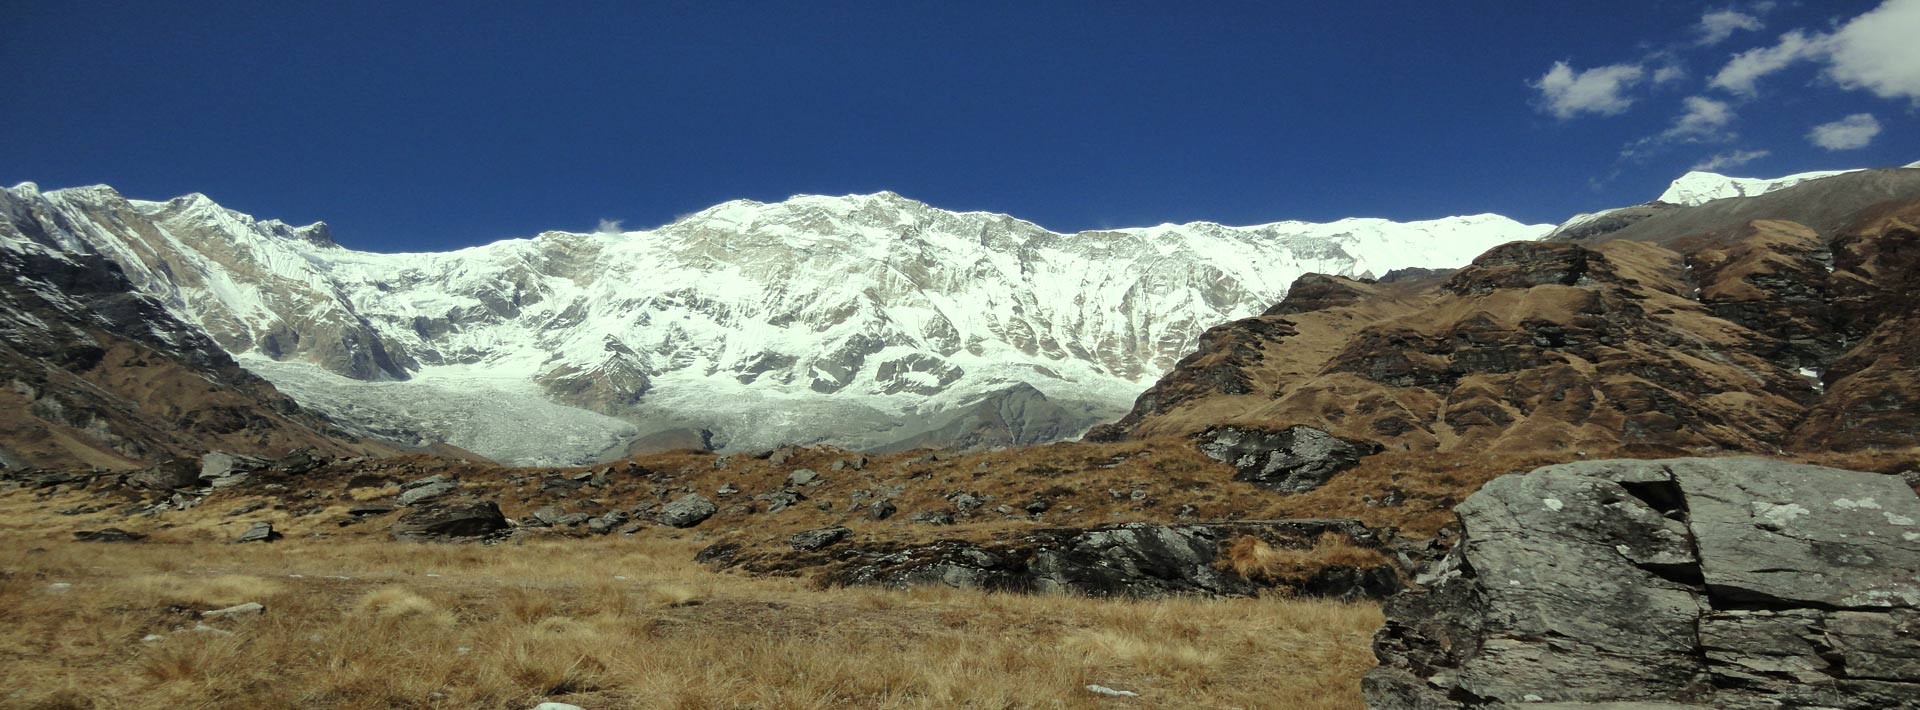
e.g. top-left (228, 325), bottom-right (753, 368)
top-left (0, 184), bottom-right (1549, 464)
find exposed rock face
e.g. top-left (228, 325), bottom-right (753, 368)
top-left (1099, 169), bottom-right (1920, 458)
top-left (1195, 425), bottom-right (1381, 493)
top-left (791, 519), bottom-right (1399, 600)
top-left (1365, 457), bottom-right (1920, 709)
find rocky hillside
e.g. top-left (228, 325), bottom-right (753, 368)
top-left (1091, 166), bottom-right (1920, 458)
top-left (0, 194), bottom-right (398, 469)
top-left (0, 182), bottom-right (1546, 465)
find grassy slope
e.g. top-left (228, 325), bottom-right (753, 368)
top-left (0, 532), bottom-right (1379, 709)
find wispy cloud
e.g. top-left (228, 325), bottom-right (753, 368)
top-left (1531, 61), bottom-right (1646, 119)
top-left (1652, 64), bottom-right (1688, 85)
top-left (1709, 30), bottom-right (1827, 95)
top-left (1698, 9), bottom-right (1764, 46)
top-left (1667, 96), bottom-right (1736, 140)
top-left (1620, 96), bottom-right (1739, 160)
top-left (1807, 113), bottom-right (1881, 150)
top-left (595, 218), bottom-right (625, 234)
top-left (1692, 149), bottom-right (1770, 171)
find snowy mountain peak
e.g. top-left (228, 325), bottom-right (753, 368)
top-left (1658, 160), bottom-right (1920, 207)
top-left (0, 182), bottom-right (1551, 464)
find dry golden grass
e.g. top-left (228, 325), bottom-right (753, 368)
top-left (0, 533), bottom-right (1382, 709)
top-left (1222, 534), bottom-right (1391, 585)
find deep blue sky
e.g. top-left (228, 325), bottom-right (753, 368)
top-left (4, 1), bottom-right (1915, 251)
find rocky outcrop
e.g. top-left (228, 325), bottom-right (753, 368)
top-left (1365, 457), bottom-right (1920, 709)
top-left (1195, 425), bottom-right (1381, 493)
top-left (793, 519), bottom-right (1399, 600)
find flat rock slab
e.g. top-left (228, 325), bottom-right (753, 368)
top-left (1366, 457), bottom-right (1920, 709)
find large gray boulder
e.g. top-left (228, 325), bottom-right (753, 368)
top-left (657, 494), bottom-right (717, 528)
top-left (1196, 425), bottom-right (1382, 493)
top-left (1366, 457), bottom-right (1920, 709)
top-left (391, 498), bottom-right (509, 541)
top-left (200, 452), bottom-right (267, 488)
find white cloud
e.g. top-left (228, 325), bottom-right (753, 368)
top-left (595, 218), bottom-right (625, 234)
top-left (1668, 96), bottom-right (1735, 139)
top-left (1822, 0), bottom-right (1920, 102)
top-left (1710, 30), bottom-right (1827, 95)
top-left (1707, 0), bottom-right (1920, 101)
top-left (1699, 9), bottom-right (1764, 45)
top-left (1619, 96), bottom-right (1739, 160)
top-left (1653, 64), bottom-right (1687, 85)
top-left (1532, 61), bottom-right (1646, 119)
top-left (1692, 149), bottom-right (1771, 171)
top-left (1807, 113), bottom-right (1882, 150)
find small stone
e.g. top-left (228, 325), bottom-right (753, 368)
top-left (203, 602), bottom-right (265, 618)
top-left (73, 528), bottom-right (145, 543)
top-left (758, 489), bottom-right (806, 513)
top-left (189, 623), bottom-right (234, 636)
top-left (529, 703), bottom-right (586, 710)
top-left (768, 446), bottom-right (797, 465)
top-left (787, 469), bottom-right (819, 486)
top-left (400, 474), bottom-right (451, 490)
top-left (789, 526), bottom-right (851, 551)
top-left (141, 633), bottom-right (166, 643)
top-left (1023, 499), bottom-right (1051, 514)
top-left (868, 499), bottom-right (897, 520)
top-left (947, 492), bottom-right (982, 512)
top-left (913, 511), bottom-right (954, 526)
top-left (398, 479), bottom-right (459, 506)
top-left (46, 582), bottom-right (72, 592)
top-left (235, 521), bottom-right (281, 543)
top-left (1085, 684), bottom-right (1139, 698)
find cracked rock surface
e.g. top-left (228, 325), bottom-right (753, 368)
top-left (1365, 457), bottom-right (1920, 709)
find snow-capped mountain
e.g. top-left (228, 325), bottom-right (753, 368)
top-left (1657, 160), bottom-right (1920, 206)
top-left (0, 183), bottom-right (1548, 464)
top-left (1549, 160), bottom-right (1920, 240)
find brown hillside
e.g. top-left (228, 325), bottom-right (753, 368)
top-left (1090, 169), bottom-right (1920, 459)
